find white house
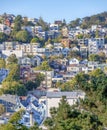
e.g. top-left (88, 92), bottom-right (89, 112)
top-left (0, 24), bottom-right (11, 35)
top-left (2, 50), bottom-right (23, 58)
top-left (69, 58), bottom-right (79, 65)
top-left (46, 91), bottom-right (85, 117)
top-left (34, 70), bottom-right (54, 88)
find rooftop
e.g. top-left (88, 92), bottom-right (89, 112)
top-left (46, 91), bottom-right (85, 98)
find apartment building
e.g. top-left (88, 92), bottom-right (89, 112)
top-left (88, 38), bottom-right (104, 54)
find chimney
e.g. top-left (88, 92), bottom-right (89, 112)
top-left (30, 111), bottom-right (34, 126)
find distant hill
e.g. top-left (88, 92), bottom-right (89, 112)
top-left (69, 12), bottom-right (107, 28)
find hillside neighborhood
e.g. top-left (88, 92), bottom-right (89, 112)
top-left (0, 12), bottom-right (107, 129)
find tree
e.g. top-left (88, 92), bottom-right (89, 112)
top-left (69, 18), bottom-right (81, 28)
top-left (16, 84), bottom-right (27, 96)
top-left (0, 32), bottom-right (7, 42)
top-left (68, 51), bottom-right (81, 60)
top-left (9, 110), bottom-right (28, 130)
top-left (34, 61), bottom-right (52, 71)
top-left (6, 64), bottom-right (20, 81)
top-left (37, 17), bottom-right (49, 31)
top-left (76, 34), bottom-right (84, 39)
top-left (30, 122), bottom-right (41, 130)
top-left (7, 54), bottom-right (18, 64)
top-left (0, 58), bottom-right (6, 68)
top-left (16, 30), bottom-right (32, 43)
top-left (44, 96), bottom-right (103, 130)
top-left (34, 73), bottom-right (45, 88)
top-left (9, 109), bottom-right (24, 124)
top-left (30, 37), bottom-right (40, 43)
top-left (0, 123), bottom-right (16, 130)
top-left (61, 19), bottom-right (66, 27)
top-left (25, 81), bottom-right (35, 91)
top-left (0, 104), bottom-right (5, 115)
top-left (2, 81), bottom-right (27, 96)
top-left (11, 15), bottom-right (22, 41)
top-left (88, 54), bottom-right (99, 62)
top-left (98, 52), bottom-right (106, 63)
top-left (13, 15), bottom-right (22, 32)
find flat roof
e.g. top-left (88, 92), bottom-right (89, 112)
top-left (0, 94), bottom-right (17, 104)
top-left (46, 91), bottom-right (85, 98)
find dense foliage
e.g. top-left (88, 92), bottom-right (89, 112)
top-left (69, 12), bottom-right (107, 28)
top-left (44, 96), bottom-right (103, 130)
top-left (57, 69), bottom-right (107, 127)
top-left (34, 61), bottom-right (52, 71)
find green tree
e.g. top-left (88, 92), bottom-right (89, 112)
top-left (34, 73), bottom-right (45, 88)
top-left (11, 15), bottom-right (22, 40)
top-left (44, 96), bottom-right (103, 130)
top-left (0, 32), bottom-right (7, 42)
top-left (25, 81), bottom-right (35, 91)
top-left (7, 54), bottom-right (18, 64)
top-left (30, 122), bottom-right (42, 130)
top-left (37, 17), bottom-right (49, 31)
top-left (88, 54), bottom-right (99, 61)
top-left (98, 52), bottom-right (106, 63)
top-left (16, 30), bottom-right (32, 43)
top-left (34, 61), bottom-right (52, 71)
top-left (0, 104), bottom-right (5, 115)
top-left (76, 34), bottom-right (84, 39)
top-left (0, 123), bottom-right (16, 130)
top-left (69, 18), bottom-right (81, 28)
top-left (13, 15), bottom-right (22, 32)
top-left (30, 37), bottom-right (40, 43)
top-left (0, 58), bottom-right (6, 68)
top-left (68, 51), bottom-right (81, 60)
top-left (0, 110), bottom-right (29, 130)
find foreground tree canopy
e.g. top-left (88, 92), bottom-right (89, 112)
top-left (57, 68), bottom-right (107, 127)
top-left (44, 96), bottom-right (103, 130)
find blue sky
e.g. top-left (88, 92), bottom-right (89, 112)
top-left (0, 0), bottom-right (107, 23)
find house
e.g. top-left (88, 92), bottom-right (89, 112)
top-left (46, 91), bottom-right (85, 117)
top-left (16, 94), bottom-right (46, 126)
top-left (15, 43), bottom-right (40, 56)
top-left (4, 42), bottom-right (17, 50)
top-left (0, 44), bottom-right (5, 50)
top-left (63, 72), bottom-right (75, 81)
top-left (88, 38), bottom-right (104, 55)
top-left (18, 56), bottom-right (42, 67)
top-left (52, 75), bottom-right (63, 83)
top-left (0, 24), bottom-right (11, 35)
top-left (22, 26), bottom-right (34, 35)
top-left (69, 58), bottom-right (79, 65)
top-left (50, 23), bottom-right (59, 32)
top-left (18, 57), bottom-right (31, 65)
top-left (2, 50), bottom-right (23, 58)
top-left (20, 65), bottom-right (36, 83)
top-left (61, 38), bottom-right (71, 48)
top-left (88, 61), bottom-right (98, 72)
top-left (54, 20), bottom-right (62, 26)
top-left (62, 47), bottom-right (70, 56)
top-left (62, 26), bottom-right (69, 38)
top-left (58, 58), bottom-right (68, 66)
top-left (79, 45), bottom-right (88, 58)
top-left (67, 64), bottom-right (79, 74)
top-left (34, 70), bottom-right (54, 88)
top-left (31, 55), bottom-right (42, 66)
top-left (0, 94), bottom-right (17, 112)
top-left (72, 46), bottom-right (80, 52)
top-left (35, 26), bottom-right (43, 33)
top-left (27, 18), bottom-right (38, 24)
